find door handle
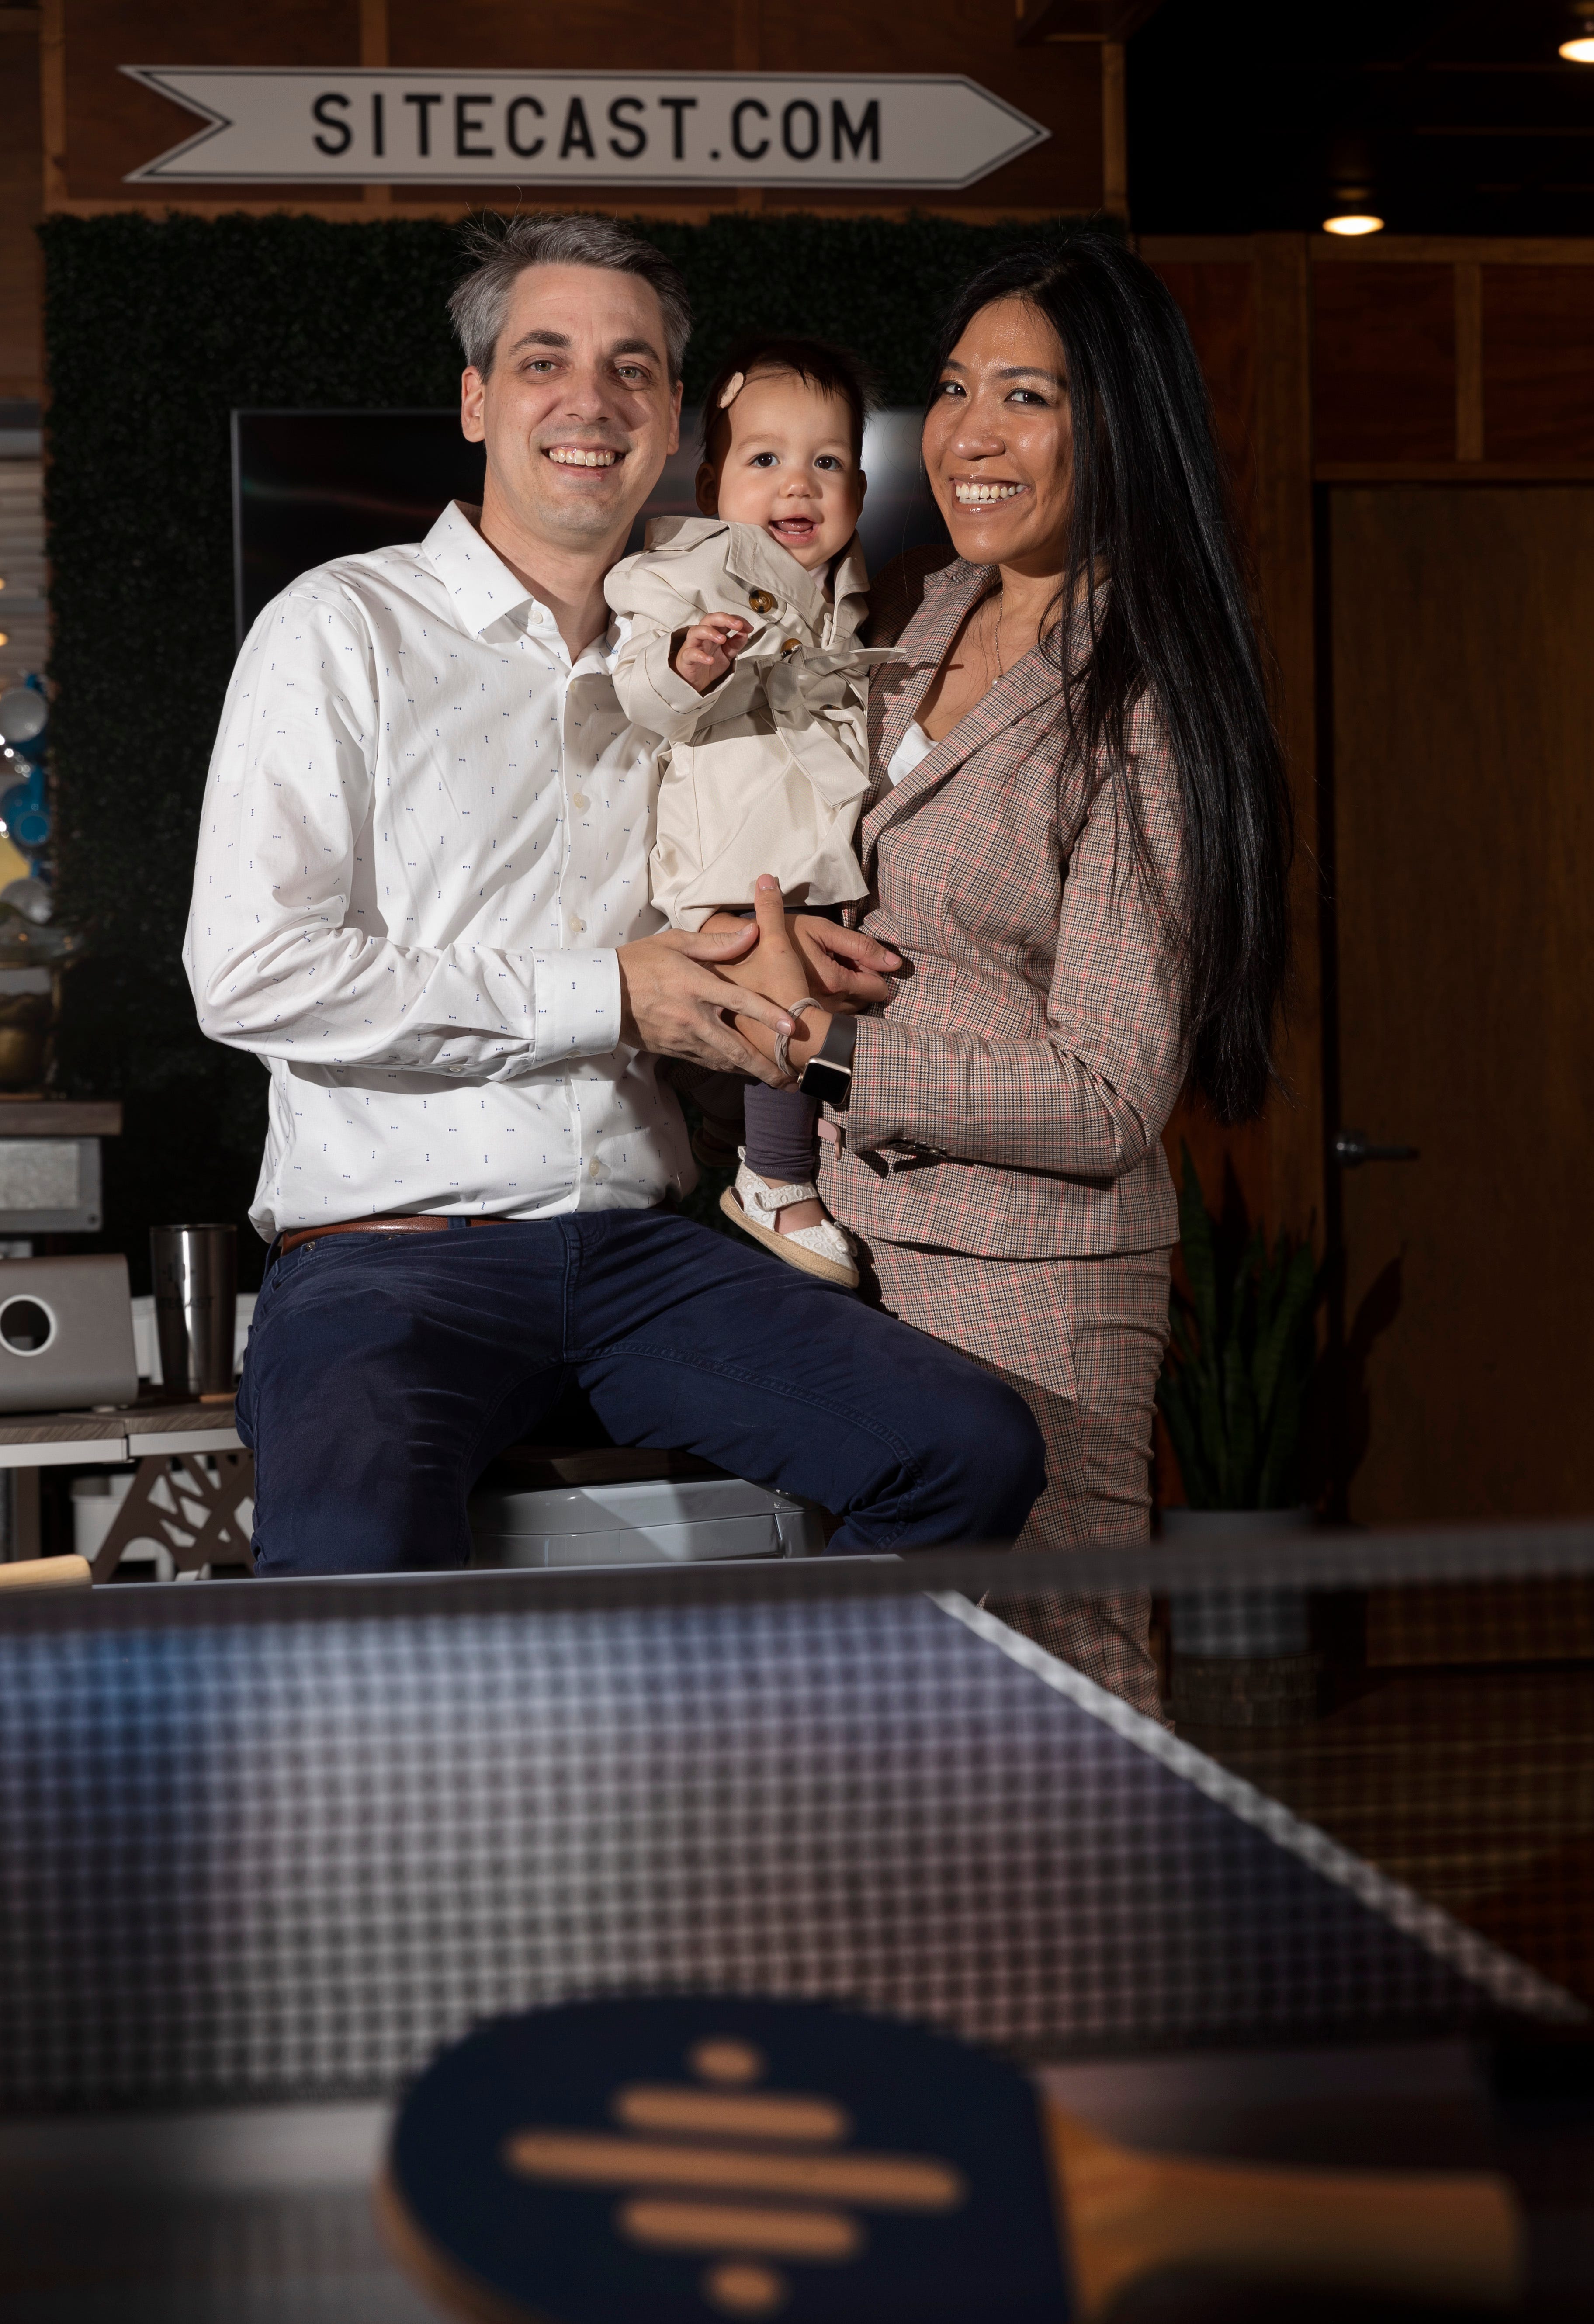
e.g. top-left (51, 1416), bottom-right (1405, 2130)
top-left (1332, 1129), bottom-right (1420, 1167)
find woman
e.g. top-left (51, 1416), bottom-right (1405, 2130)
top-left (727, 236), bottom-right (1291, 1720)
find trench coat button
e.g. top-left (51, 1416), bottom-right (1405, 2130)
top-left (748, 588), bottom-right (778, 615)
top-left (780, 637), bottom-right (800, 657)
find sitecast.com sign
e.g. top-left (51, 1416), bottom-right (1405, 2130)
top-left (121, 69), bottom-right (1049, 192)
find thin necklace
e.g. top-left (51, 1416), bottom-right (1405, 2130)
top-left (983, 590), bottom-right (1008, 682)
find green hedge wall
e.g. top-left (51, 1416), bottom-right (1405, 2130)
top-left (40, 209), bottom-right (1095, 1286)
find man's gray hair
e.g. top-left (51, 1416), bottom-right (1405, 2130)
top-left (448, 213), bottom-right (692, 382)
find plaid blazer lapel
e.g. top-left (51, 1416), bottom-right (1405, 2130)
top-left (862, 632), bottom-right (1064, 869)
top-left (862, 559), bottom-right (990, 823)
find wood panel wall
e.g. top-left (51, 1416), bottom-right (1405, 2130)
top-left (1141, 239), bottom-right (1320, 1254)
top-left (0, 7), bottom-right (42, 400)
top-left (1144, 232), bottom-right (1594, 1516)
top-left (1145, 232), bottom-right (1594, 1273)
top-left (1312, 236), bottom-right (1594, 481)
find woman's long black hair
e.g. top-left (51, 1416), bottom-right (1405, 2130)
top-left (932, 236), bottom-right (1293, 1125)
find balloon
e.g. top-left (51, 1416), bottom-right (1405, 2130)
top-left (0, 778), bottom-right (49, 853)
top-left (0, 878), bottom-right (52, 925)
top-left (0, 689), bottom-right (46, 748)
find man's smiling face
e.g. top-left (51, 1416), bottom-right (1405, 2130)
top-left (461, 261), bottom-right (682, 557)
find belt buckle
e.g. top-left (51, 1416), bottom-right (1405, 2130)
top-left (855, 1141), bottom-right (947, 1180)
top-left (889, 1142), bottom-right (947, 1175)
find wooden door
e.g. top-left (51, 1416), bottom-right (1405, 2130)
top-left (1327, 487), bottom-right (1594, 1522)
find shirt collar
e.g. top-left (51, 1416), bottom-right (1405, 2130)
top-left (423, 501), bottom-right (600, 655)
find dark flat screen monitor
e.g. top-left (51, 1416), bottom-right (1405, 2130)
top-left (232, 408), bottom-right (948, 644)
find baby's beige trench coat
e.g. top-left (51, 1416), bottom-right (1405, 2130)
top-left (606, 516), bottom-right (894, 931)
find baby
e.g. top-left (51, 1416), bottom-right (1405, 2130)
top-left (606, 337), bottom-right (894, 1291)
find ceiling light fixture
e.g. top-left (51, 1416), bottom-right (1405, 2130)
top-left (1562, 3), bottom-right (1594, 61)
top-left (1322, 129), bottom-right (1384, 236)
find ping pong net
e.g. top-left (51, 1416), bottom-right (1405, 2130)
top-left (0, 1521), bottom-right (1588, 2112)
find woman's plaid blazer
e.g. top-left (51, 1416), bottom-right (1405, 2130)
top-left (821, 548), bottom-right (1187, 1257)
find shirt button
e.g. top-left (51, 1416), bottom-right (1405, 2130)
top-left (568, 913), bottom-right (586, 933)
top-left (571, 792), bottom-right (589, 812)
top-left (588, 1158), bottom-right (603, 1180)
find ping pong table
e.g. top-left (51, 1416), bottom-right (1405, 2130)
top-left (0, 1541), bottom-right (1588, 2319)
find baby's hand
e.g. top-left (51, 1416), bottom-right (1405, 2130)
top-left (672, 614), bottom-right (752, 694)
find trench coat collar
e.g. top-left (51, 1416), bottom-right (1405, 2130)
top-left (643, 514), bottom-right (869, 642)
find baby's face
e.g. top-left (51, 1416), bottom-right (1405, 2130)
top-left (697, 371), bottom-right (865, 570)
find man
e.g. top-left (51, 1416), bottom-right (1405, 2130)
top-left (185, 213), bottom-right (1043, 1572)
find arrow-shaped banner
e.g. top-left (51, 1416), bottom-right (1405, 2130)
top-left (121, 68), bottom-right (1050, 192)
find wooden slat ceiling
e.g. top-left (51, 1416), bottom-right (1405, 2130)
top-left (1017, 2), bottom-right (1166, 36)
top-left (1128, 1), bottom-right (1594, 236)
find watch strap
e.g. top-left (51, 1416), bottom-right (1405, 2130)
top-left (799, 1011), bottom-right (857, 1106)
top-left (813, 1014), bottom-right (857, 1070)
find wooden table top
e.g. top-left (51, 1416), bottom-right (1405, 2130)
top-left (0, 1100), bottom-right (122, 1137)
top-left (0, 1396), bottom-right (238, 1449)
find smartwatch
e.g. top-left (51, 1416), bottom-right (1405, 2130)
top-left (799, 1012), bottom-right (857, 1108)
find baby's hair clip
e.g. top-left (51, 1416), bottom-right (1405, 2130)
top-left (717, 371), bottom-right (746, 410)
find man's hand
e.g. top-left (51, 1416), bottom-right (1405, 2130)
top-left (672, 613), bottom-right (752, 694)
top-left (617, 921), bottom-right (799, 1086)
top-left (702, 906), bottom-right (902, 1014)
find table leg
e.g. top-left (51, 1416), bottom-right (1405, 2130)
top-left (0, 1467), bottom-right (42, 1560)
top-left (90, 1449), bottom-right (256, 1582)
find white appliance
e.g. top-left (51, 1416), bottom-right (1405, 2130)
top-left (470, 1469), bottom-right (825, 1569)
top-left (0, 1253), bottom-right (138, 1413)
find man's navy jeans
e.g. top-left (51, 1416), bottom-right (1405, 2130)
top-left (237, 1210), bottom-right (1046, 1575)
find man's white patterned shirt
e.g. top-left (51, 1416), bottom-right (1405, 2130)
top-left (184, 502), bottom-right (691, 1240)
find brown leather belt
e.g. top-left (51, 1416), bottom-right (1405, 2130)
top-left (279, 1216), bottom-right (506, 1256)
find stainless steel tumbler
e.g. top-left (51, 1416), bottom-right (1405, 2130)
top-left (150, 1224), bottom-right (237, 1399)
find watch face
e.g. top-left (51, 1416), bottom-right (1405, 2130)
top-left (800, 1060), bottom-right (852, 1107)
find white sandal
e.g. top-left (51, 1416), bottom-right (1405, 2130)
top-left (720, 1153), bottom-right (859, 1290)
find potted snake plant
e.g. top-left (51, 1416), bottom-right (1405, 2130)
top-left (1155, 1143), bottom-right (1324, 1725)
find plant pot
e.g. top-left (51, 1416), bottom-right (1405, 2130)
top-left (1161, 1506), bottom-right (1322, 1729)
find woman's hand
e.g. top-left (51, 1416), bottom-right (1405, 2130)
top-left (701, 905), bottom-right (900, 1013)
top-left (671, 614), bottom-right (752, 694)
top-left (790, 914), bottom-right (900, 1012)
